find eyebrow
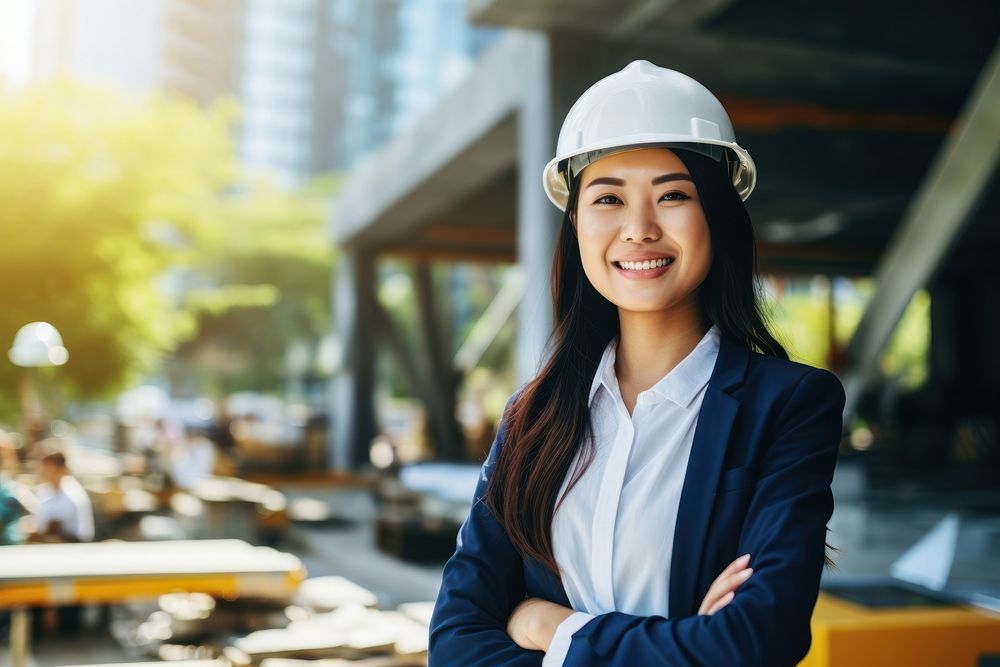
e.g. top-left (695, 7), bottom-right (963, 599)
top-left (584, 173), bottom-right (694, 189)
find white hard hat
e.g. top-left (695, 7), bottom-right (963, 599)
top-left (542, 60), bottom-right (756, 210)
top-left (8, 321), bottom-right (69, 367)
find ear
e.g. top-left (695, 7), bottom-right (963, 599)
top-left (568, 209), bottom-right (577, 232)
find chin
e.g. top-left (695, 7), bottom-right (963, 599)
top-left (612, 297), bottom-right (674, 313)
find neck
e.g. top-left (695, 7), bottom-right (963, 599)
top-left (614, 300), bottom-right (708, 396)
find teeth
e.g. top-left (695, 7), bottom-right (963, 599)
top-left (617, 258), bottom-right (673, 270)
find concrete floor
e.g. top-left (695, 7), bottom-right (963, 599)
top-left (284, 487), bottom-right (444, 609)
top-left (825, 460), bottom-right (1000, 607)
top-left (3, 461), bottom-right (999, 665)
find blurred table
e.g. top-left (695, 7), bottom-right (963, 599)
top-left (0, 539), bottom-right (305, 667)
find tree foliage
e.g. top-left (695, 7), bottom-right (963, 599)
top-left (173, 176), bottom-right (337, 395)
top-left (0, 78), bottom-right (336, 416)
top-left (0, 79), bottom-right (236, 408)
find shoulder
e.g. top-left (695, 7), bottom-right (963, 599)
top-left (746, 350), bottom-right (842, 391)
top-left (62, 477), bottom-right (91, 504)
top-left (741, 350), bottom-right (845, 415)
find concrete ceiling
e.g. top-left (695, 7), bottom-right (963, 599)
top-left (330, 2), bottom-right (999, 276)
top-left (491, 0), bottom-right (999, 273)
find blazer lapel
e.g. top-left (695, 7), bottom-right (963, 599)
top-left (669, 333), bottom-right (748, 617)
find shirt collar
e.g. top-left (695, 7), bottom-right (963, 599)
top-left (588, 324), bottom-right (721, 409)
top-left (588, 337), bottom-right (619, 407)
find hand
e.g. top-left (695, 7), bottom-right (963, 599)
top-left (698, 553), bottom-right (753, 615)
top-left (507, 597), bottom-right (575, 651)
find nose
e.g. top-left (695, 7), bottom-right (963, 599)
top-left (619, 200), bottom-right (661, 243)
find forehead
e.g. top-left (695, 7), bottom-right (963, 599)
top-left (583, 147), bottom-right (689, 178)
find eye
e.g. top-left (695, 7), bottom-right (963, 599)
top-left (593, 194), bottom-right (622, 205)
top-left (660, 191), bottom-right (690, 202)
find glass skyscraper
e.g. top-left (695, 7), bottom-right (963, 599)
top-left (6, 0), bottom-right (501, 185)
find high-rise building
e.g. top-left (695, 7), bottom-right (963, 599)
top-left (258, 0), bottom-right (498, 179)
top-left (17, 0), bottom-right (242, 102)
top-left (238, 0), bottom-right (317, 182)
top-left (1, 0), bottom-right (501, 184)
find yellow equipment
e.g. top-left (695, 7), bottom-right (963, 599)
top-left (803, 583), bottom-right (1000, 667)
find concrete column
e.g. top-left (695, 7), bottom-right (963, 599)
top-left (515, 34), bottom-right (560, 384)
top-left (329, 246), bottom-right (378, 470)
top-left (513, 34), bottom-right (626, 384)
top-left (413, 262), bottom-right (465, 460)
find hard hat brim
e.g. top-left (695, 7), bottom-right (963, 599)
top-left (542, 137), bottom-right (756, 211)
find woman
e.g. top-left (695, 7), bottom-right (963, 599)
top-left (429, 60), bottom-right (845, 666)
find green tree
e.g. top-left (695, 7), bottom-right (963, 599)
top-left (172, 176), bottom-right (337, 394)
top-left (0, 79), bottom-right (237, 416)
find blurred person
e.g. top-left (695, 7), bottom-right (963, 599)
top-left (23, 414), bottom-right (46, 458)
top-left (209, 404), bottom-right (236, 455)
top-left (430, 61), bottom-right (845, 666)
top-left (31, 446), bottom-right (94, 543)
top-left (168, 423), bottom-right (217, 490)
top-left (29, 443), bottom-right (94, 637)
top-left (0, 432), bottom-right (35, 546)
top-left (208, 405), bottom-right (242, 476)
top-left (0, 433), bottom-right (29, 642)
top-left (131, 417), bottom-right (161, 456)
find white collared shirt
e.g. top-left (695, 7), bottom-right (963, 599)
top-left (34, 475), bottom-right (94, 542)
top-left (542, 324), bottom-right (721, 666)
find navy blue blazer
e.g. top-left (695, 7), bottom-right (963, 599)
top-left (429, 332), bottom-right (846, 666)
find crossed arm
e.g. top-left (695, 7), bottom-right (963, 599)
top-left (428, 369), bottom-right (845, 666)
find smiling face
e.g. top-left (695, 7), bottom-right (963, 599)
top-left (571, 147), bottom-right (712, 317)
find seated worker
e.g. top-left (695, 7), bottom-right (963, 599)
top-left (32, 447), bottom-right (94, 543)
top-left (168, 423), bottom-right (218, 490)
top-left (29, 444), bottom-right (95, 636)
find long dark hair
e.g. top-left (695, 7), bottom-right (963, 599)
top-left (484, 147), bottom-right (833, 574)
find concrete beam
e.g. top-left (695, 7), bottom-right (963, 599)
top-left (469, 0), bottom-right (975, 102)
top-left (842, 39), bottom-right (1000, 420)
top-left (541, 30), bottom-right (969, 114)
top-left (467, 0), bottom-right (734, 37)
top-left (329, 31), bottom-right (539, 247)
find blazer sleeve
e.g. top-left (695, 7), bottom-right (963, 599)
top-left (562, 368), bottom-right (846, 667)
top-left (428, 394), bottom-right (545, 667)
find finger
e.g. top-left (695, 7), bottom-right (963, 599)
top-left (715, 567), bottom-right (753, 597)
top-left (699, 571), bottom-right (743, 615)
top-left (721, 553), bottom-right (751, 576)
top-left (704, 562), bottom-right (752, 606)
top-left (726, 566), bottom-right (753, 591)
top-left (705, 567), bottom-right (752, 609)
top-left (699, 558), bottom-right (753, 615)
top-left (706, 569), bottom-right (751, 615)
top-left (707, 590), bottom-right (735, 615)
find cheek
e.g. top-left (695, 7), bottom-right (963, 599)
top-left (576, 226), bottom-right (611, 282)
top-left (693, 232), bottom-right (713, 277)
top-left (678, 218), bottom-right (712, 279)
